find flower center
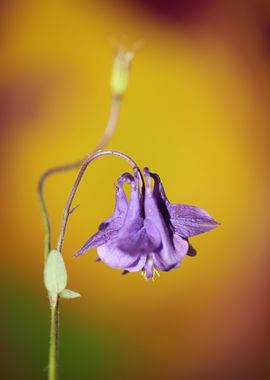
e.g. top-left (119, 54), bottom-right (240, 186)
top-left (141, 256), bottom-right (160, 281)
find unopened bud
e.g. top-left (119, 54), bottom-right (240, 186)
top-left (111, 48), bottom-right (134, 96)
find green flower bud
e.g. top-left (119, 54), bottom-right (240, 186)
top-left (111, 48), bottom-right (134, 96)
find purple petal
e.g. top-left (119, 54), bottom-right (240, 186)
top-left (112, 173), bottom-right (132, 217)
top-left (117, 219), bottom-right (161, 254)
top-left (143, 168), bottom-right (189, 270)
top-left (150, 172), bottom-right (219, 238)
top-left (75, 216), bottom-right (123, 256)
top-left (75, 173), bottom-right (133, 256)
top-left (75, 230), bottom-right (107, 256)
top-left (124, 254), bottom-right (147, 272)
top-left (97, 241), bottom-right (146, 270)
top-left (117, 171), bottom-right (161, 254)
top-left (103, 172), bottom-right (131, 223)
top-left (152, 234), bottom-right (189, 271)
top-left (168, 204), bottom-right (219, 237)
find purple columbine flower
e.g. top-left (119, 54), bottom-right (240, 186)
top-left (76, 167), bottom-right (219, 279)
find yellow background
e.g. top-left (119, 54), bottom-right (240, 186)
top-left (1, 1), bottom-right (270, 379)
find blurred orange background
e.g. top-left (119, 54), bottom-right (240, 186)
top-left (1, 1), bottom-right (270, 379)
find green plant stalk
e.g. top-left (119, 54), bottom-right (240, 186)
top-left (40, 46), bottom-right (135, 380)
top-left (48, 296), bottom-right (59, 380)
top-left (39, 95), bottom-right (123, 380)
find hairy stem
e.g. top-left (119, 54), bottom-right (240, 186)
top-left (38, 95), bottom-right (122, 260)
top-left (56, 149), bottom-right (143, 252)
top-left (48, 296), bottom-right (59, 380)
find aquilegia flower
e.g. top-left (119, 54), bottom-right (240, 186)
top-left (76, 167), bottom-right (219, 279)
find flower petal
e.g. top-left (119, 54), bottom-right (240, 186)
top-left (151, 172), bottom-right (219, 238)
top-left (144, 168), bottom-right (189, 270)
top-left (112, 172), bottom-right (132, 218)
top-left (103, 172), bottom-right (131, 223)
top-left (117, 170), bottom-right (161, 254)
top-left (152, 234), bottom-right (189, 271)
top-left (75, 216), bottom-right (123, 256)
top-left (117, 219), bottom-right (161, 254)
top-left (97, 241), bottom-right (146, 270)
top-left (168, 204), bottom-right (219, 237)
top-left (124, 254), bottom-right (147, 272)
top-left (75, 172), bottom-right (133, 256)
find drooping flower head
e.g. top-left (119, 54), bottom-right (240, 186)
top-left (76, 167), bottom-right (219, 279)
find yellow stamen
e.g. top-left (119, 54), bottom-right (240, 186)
top-left (141, 268), bottom-right (160, 281)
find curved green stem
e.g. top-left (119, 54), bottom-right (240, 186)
top-left (38, 95), bottom-right (122, 261)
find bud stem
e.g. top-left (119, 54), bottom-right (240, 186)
top-left (38, 95), bottom-right (122, 261)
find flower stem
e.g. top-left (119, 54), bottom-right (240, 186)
top-left (40, 95), bottom-right (123, 380)
top-left (48, 296), bottom-right (59, 380)
top-left (39, 46), bottom-right (136, 380)
top-left (38, 95), bottom-right (122, 261)
top-left (56, 150), bottom-right (143, 252)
